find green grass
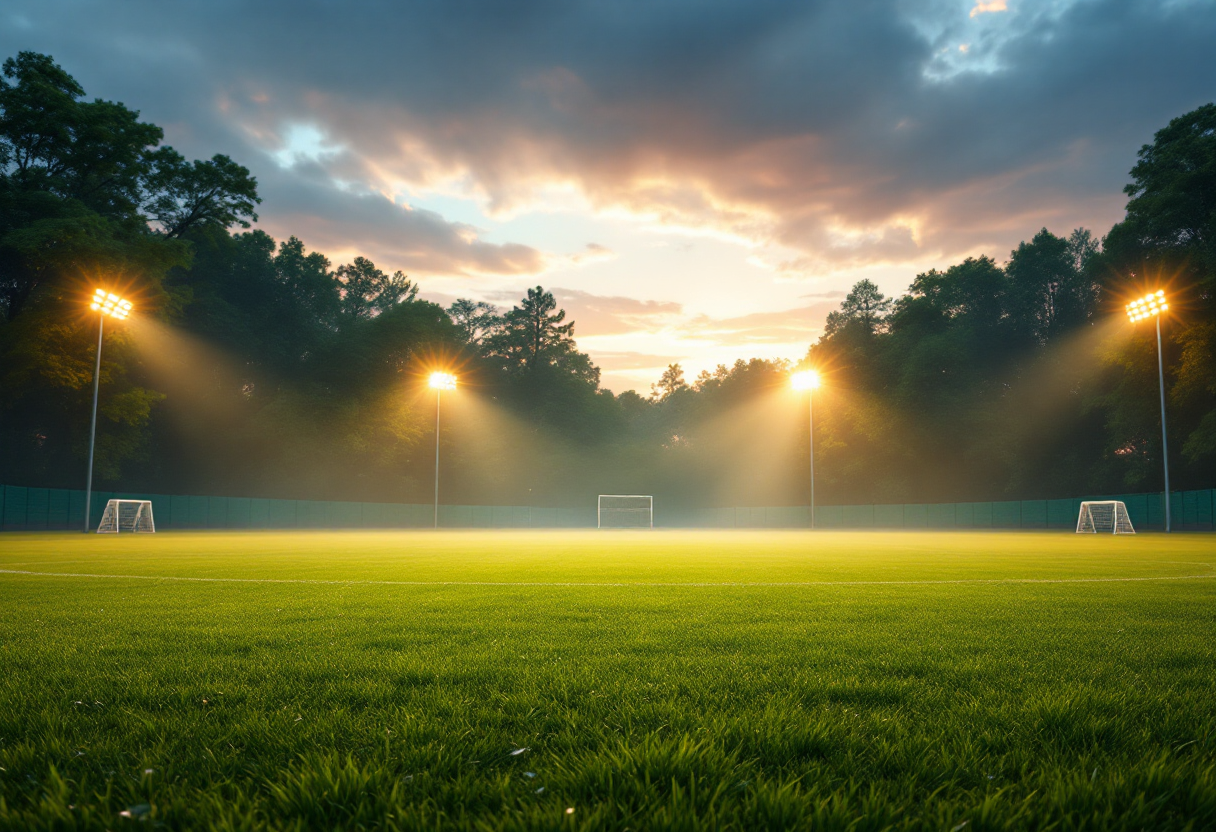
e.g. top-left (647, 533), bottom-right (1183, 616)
top-left (0, 530), bottom-right (1213, 831)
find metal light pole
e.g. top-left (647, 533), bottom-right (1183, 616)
top-left (1154, 314), bottom-right (1171, 533)
top-left (428, 372), bottom-right (457, 529)
top-left (1126, 290), bottom-right (1171, 532)
top-left (791, 370), bottom-right (821, 529)
top-left (83, 290), bottom-right (133, 532)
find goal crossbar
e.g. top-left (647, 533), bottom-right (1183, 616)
top-left (97, 499), bottom-right (156, 534)
top-left (1076, 500), bottom-right (1134, 534)
top-left (598, 495), bottom-right (653, 529)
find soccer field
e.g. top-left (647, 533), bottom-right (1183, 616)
top-left (1, 531), bottom-right (1213, 830)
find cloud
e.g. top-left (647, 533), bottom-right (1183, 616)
top-left (4, 0), bottom-right (1214, 282)
top-left (592, 351), bottom-right (686, 371)
top-left (567, 243), bottom-right (616, 265)
top-left (676, 302), bottom-right (840, 346)
top-left (544, 288), bottom-right (683, 337)
top-left (253, 163), bottom-right (546, 277)
top-left (970, 1), bottom-right (1008, 18)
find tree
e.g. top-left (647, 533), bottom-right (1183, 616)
top-left (1104, 102), bottom-right (1216, 472)
top-left (0, 51), bottom-right (162, 218)
top-left (1121, 103), bottom-right (1216, 261)
top-left (823, 279), bottom-right (891, 337)
top-left (335, 257), bottom-right (417, 321)
top-left (1006, 227), bottom-right (1096, 343)
top-left (143, 148), bottom-right (260, 238)
top-left (447, 298), bottom-right (500, 345)
top-left (651, 363), bottom-right (687, 400)
top-left (487, 286), bottom-right (595, 382)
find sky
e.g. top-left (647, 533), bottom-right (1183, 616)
top-left (3, 0), bottom-right (1215, 392)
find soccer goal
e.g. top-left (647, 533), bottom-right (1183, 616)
top-left (1076, 500), bottom-right (1134, 534)
top-left (97, 499), bottom-right (156, 534)
top-left (598, 495), bottom-right (653, 529)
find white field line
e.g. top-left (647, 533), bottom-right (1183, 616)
top-left (0, 567), bottom-right (1213, 588)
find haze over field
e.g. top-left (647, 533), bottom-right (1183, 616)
top-left (4, 0), bottom-right (1214, 390)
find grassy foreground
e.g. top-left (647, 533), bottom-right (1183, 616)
top-left (0, 530), bottom-right (1213, 831)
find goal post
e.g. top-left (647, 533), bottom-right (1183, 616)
top-left (1076, 501), bottom-right (1134, 534)
top-left (97, 499), bottom-right (156, 534)
top-left (598, 495), bottom-right (653, 529)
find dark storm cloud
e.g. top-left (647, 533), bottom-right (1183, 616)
top-left (4, 0), bottom-right (1215, 274)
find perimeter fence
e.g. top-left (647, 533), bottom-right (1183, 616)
top-left (1, 483), bottom-right (1212, 532)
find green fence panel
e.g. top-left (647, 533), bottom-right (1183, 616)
top-left (902, 504), bottom-right (927, 528)
top-left (141, 494), bottom-right (168, 529)
top-left (1047, 498), bottom-right (1077, 529)
top-left (468, 505), bottom-right (491, 528)
top-left (763, 506), bottom-right (803, 528)
top-left (359, 502), bottom-right (387, 528)
top-left (295, 500), bottom-right (321, 528)
top-left (1114, 493), bottom-right (1150, 528)
top-left (333, 501), bottom-right (361, 528)
top-left (724, 506), bottom-right (753, 525)
top-left (1020, 500), bottom-right (1047, 529)
top-left (493, 505), bottom-right (525, 527)
top-left (225, 497), bottom-right (249, 529)
top-left (246, 498), bottom-right (268, 529)
top-left (183, 496), bottom-right (205, 528)
top-left (840, 504), bottom-right (871, 528)
top-left (3, 485), bottom-right (28, 529)
top-left (265, 499), bottom-right (294, 528)
top-left (206, 496), bottom-right (226, 528)
top-left (68, 489), bottom-right (85, 531)
top-left (1181, 489), bottom-right (1213, 527)
top-left (872, 504), bottom-right (902, 528)
top-left (7, 484), bottom-right (1214, 532)
top-left (25, 488), bottom-right (49, 529)
top-left (525, 507), bottom-right (552, 528)
top-left (807, 505), bottom-right (835, 527)
top-left (166, 495), bottom-right (186, 527)
top-left (926, 503), bottom-right (955, 528)
top-left (46, 488), bottom-right (71, 529)
top-left (991, 501), bottom-right (1019, 528)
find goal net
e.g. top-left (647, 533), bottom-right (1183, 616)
top-left (97, 499), bottom-right (156, 534)
top-left (598, 495), bottom-right (653, 529)
top-left (1076, 500), bottom-right (1134, 534)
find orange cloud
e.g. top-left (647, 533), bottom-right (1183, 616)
top-left (970, 1), bottom-right (1008, 18)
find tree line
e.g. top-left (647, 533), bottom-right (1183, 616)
top-left (1, 52), bottom-right (1212, 508)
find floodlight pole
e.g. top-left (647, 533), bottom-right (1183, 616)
top-left (83, 315), bottom-right (104, 533)
top-left (1155, 316), bottom-right (1171, 533)
top-left (433, 388), bottom-right (442, 529)
top-left (808, 388), bottom-right (815, 530)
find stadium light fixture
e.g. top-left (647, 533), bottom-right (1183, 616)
top-left (428, 372), bottom-right (457, 527)
top-left (791, 370), bottom-right (820, 391)
top-left (791, 370), bottom-right (821, 528)
top-left (1125, 290), bottom-right (1172, 532)
top-left (84, 289), bottom-right (133, 532)
top-left (429, 371), bottom-right (457, 391)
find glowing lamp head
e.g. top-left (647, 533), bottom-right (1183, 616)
top-left (429, 371), bottom-right (457, 390)
top-left (791, 370), bottom-right (820, 391)
top-left (1126, 290), bottom-right (1168, 323)
top-left (90, 289), bottom-right (133, 320)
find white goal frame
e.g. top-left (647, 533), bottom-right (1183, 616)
top-left (1076, 500), bottom-right (1134, 534)
top-left (97, 499), bottom-right (156, 534)
top-left (598, 495), bottom-right (653, 529)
